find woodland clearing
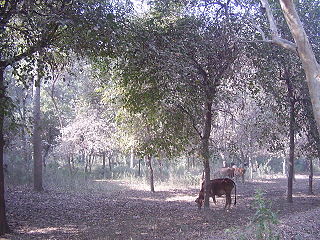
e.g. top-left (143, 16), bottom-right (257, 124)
top-left (2, 175), bottom-right (320, 240)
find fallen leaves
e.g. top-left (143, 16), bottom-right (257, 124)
top-left (4, 177), bottom-right (320, 239)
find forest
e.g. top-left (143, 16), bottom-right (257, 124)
top-left (1, 0), bottom-right (320, 239)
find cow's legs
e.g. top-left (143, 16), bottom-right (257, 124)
top-left (211, 195), bottom-right (216, 204)
top-left (225, 193), bottom-right (231, 209)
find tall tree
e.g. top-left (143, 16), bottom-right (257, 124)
top-left (0, 0), bottom-right (131, 234)
top-left (260, 0), bottom-right (320, 136)
top-left (32, 67), bottom-right (43, 192)
top-left (113, 6), bottom-right (243, 206)
top-left (0, 0), bottom-right (60, 233)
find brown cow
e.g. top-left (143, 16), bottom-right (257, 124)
top-left (217, 167), bottom-right (235, 178)
top-left (195, 178), bottom-right (236, 209)
top-left (234, 167), bottom-right (246, 183)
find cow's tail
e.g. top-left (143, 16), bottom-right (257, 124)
top-left (233, 180), bottom-right (237, 206)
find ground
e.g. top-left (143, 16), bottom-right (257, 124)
top-left (2, 175), bottom-right (320, 240)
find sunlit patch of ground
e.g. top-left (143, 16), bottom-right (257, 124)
top-left (22, 226), bottom-right (79, 234)
top-left (165, 194), bottom-right (195, 202)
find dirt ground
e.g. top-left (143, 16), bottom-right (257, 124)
top-left (3, 175), bottom-right (320, 240)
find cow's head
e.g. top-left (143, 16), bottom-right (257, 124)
top-left (195, 197), bottom-right (203, 209)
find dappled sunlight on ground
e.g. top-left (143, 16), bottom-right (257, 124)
top-left (251, 179), bottom-right (279, 184)
top-left (165, 194), bottom-right (195, 202)
top-left (5, 176), bottom-right (320, 239)
top-left (24, 226), bottom-right (79, 235)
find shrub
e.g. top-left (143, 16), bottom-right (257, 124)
top-left (252, 190), bottom-right (280, 240)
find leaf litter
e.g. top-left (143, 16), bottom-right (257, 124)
top-left (3, 176), bottom-right (320, 239)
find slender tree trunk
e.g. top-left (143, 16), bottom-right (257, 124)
top-left (33, 78), bottom-right (43, 192)
top-left (192, 156), bottom-right (195, 168)
top-left (89, 154), bottom-right (92, 174)
top-left (68, 155), bottom-right (73, 176)
top-left (138, 158), bottom-right (141, 177)
top-left (146, 155), bottom-right (155, 192)
top-left (285, 72), bottom-right (295, 203)
top-left (187, 154), bottom-right (190, 171)
top-left (201, 100), bottom-right (213, 209)
top-left (21, 94), bottom-right (31, 177)
top-left (102, 152), bottom-right (106, 179)
top-left (84, 153), bottom-right (88, 180)
top-left (108, 154), bottom-right (112, 172)
top-left (0, 66), bottom-right (10, 235)
top-left (248, 157), bottom-right (253, 180)
top-left (282, 155), bottom-right (286, 176)
top-left (130, 148), bottom-right (134, 169)
top-left (308, 158), bottom-right (314, 195)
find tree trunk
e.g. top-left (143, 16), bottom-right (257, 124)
top-left (187, 153), bottom-right (190, 171)
top-left (138, 158), bottom-right (141, 177)
top-left (248, 156), bottom-right (253, 180)
top-left (0, 66), bottom-right (10, 235)
top-left (21, 94), bottom-right (31, 178)
top-left (68, 155), bottom-right (73, 177)
top-left (201, 100), bottom-right (213, 209)
top-left (279, 0), bottom-right (320, 137)
top-left (84, 153), bottom-right (89, 180)
top-left (282, 154), bottom-right (286, 176)
top-left (130, 148), bottom-right (134, 169)
top-left (146, 155), bottom-right (155, 192)
top-left (102, 152), bottom-right (106, 179)
top-left (89, 154), bottom-right (92, 174)
top-left (108, 154), bottom-right (112, 172)
top-left (285, 72), bottom-right (295, 203)
top-left (33, 78), bottom-right (43, 192)
top-left (308, 157), bottom-right (314, 195)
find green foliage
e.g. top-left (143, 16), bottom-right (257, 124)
top-left (252, 190), bottom-right (280, 240)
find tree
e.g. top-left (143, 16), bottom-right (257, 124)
top-left (32, 65), bottom-right (43, 191)
top-left (0, 0), bottom-right (131, 234)
top-left (112, 4), bottom-right (243, 205)
top-left (0, 0), bottom-right (61, 233)
top-left (260, 0), bottom-right (320, 137)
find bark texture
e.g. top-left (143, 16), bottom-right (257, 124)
top-left (308, 158), bottom-right (314, 195)
top-left (33, 80), bottom-right (43, 192)
top-left (201, 100), bottom-right (213, 209)
top-left (0, 66), bottom-right (10, 235)
top-left (284, 70), bottom-right (295, 203)
top-left (146, 156), bottom-right (155, 192)
top-left (278, 0), bottom-right (320, 136)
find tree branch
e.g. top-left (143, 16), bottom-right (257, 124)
top-left (1, 22), bottom-right (59, 67)
top-left (176, 104), bottom-right (203, 139)
top-left (260, 0), bottom-right (297, 53)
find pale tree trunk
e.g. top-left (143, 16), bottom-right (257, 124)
top-left (261, 0), bottom-right (320, 136)
top-left (280, 0), bottom-right (320, 135)
top-left (282, 152), bottom-right (286, 176)
top-left (33, 78), bottom-right (43, 192)
top-left (130, 148), bottom-right (134, 169)
top-left (249, 156), bottom-right (253, 180)
top-left (0, 66), bottom-right (10, 235)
